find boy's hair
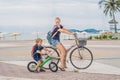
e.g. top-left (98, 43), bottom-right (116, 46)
top-left (35, 38), bottom-right (42, 43)
top-left (55, 17), bottom-right (61, 21)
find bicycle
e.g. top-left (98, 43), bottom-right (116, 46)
top-left (44, 33), bottom-right (93, 69)
top-left (27, 53), bottom-right (58, 72)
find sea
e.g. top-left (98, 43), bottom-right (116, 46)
top-left (0, 32), bottom-right (99, 41)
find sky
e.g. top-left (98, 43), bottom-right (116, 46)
top-left (0, 0), bottom-right (120, 34)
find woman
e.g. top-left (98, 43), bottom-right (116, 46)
top-left (51, 17), bottom-right (74, 71)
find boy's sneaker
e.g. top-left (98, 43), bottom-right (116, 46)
top-left (40, 69), bottom-right (46, 72)
top-left (34, 70), bottom-right (40, 73)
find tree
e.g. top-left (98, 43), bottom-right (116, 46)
top-left (99, 0), bottom-right (120, 33)
top-left (118, 0), bottom-right (120, 3)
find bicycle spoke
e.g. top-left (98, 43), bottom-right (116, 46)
top-left (70, 47), bottom-right (93, 69)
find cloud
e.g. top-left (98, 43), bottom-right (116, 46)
top-left (0, 0), bottom-right (119, 32)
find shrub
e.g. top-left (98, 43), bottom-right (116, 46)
top-left (102, 35), bottom-right (107, 39)
top-left (94, 36), bottom-right (99, 39)
top-left (88, 36), bottom-right (92, 40)
top-left (112, 36), bottom-right (118, 40)
top-left (108, 35), bottom-right (113, 39)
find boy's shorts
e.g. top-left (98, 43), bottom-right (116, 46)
top-left (33, 52), bottom-right (42, 62)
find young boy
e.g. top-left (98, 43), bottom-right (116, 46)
top-left (32, 38), bottom-right (51, 72)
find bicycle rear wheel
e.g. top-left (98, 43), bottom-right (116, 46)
top-left (70, 46), bottom-right (93, 69)
top-left (43, 46), bottom-right (60, 69)
top-left (27, 61), bottom-right (37, 72)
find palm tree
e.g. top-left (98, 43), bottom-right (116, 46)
top-left (118, 0), bottom-right (120, 3)
top-left (99, 0), bottom-right (120, 33)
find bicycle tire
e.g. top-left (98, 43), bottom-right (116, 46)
top-left (49, 62), bottom-right (58, 72)
top-left (43, 46), bottom-right (60, 69)
top-left (27, 61), bottom-right (37, 72)
top-left (70, 46), bottom-right (93, 69)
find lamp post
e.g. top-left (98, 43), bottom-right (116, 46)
top-left (32, 32), bottom-right (41, 38)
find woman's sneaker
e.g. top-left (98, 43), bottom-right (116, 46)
top-left (59, 67), bottom-right (65, 71)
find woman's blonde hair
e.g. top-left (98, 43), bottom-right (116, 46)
top-left (35, 38), bottom-right (42, 43)
top-left (55, 17), bottom-right (61, 21)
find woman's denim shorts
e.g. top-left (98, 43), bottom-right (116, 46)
top-left (51, 39), bottom-right (60, 47)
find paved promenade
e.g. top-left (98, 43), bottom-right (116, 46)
top-left (0, 40), bottom-right (120, 80)
top-left (0, 62), bottom-right (120, 80)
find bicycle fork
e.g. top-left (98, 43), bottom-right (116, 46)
top-left (74, 34), bottom-right (83, 59)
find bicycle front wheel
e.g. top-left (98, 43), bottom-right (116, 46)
top-left (49, 62), bottom-right (58, 72)
top-left (70, 46), bottom-right (93, 69)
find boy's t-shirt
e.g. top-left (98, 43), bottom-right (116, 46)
top-left (33, 44), bottom-right (44, 54)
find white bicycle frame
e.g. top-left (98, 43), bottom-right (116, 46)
top-left (46, 33), bottom-right (87, 60)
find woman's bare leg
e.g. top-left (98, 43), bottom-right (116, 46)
top-left (56, 43), bottom-right (67, 68)
top-left (61, 44), bottom-right (67, 68)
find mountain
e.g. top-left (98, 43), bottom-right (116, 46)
top-left (70, 28), bottom-right (100, 33)
top-left (82, 29), bottom-right (100, 33)
top-left (70, 29), bottom-right (82, 32)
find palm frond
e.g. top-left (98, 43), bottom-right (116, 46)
top-left (109, 8), bottom-right (114, 17)
top-left (99, 0), bottom-right (120, 17)
top-left (116, 0), bottom-right (120, 6)
top-left (99, 0), bottom-right (109, 7)
top-left (116, 6), bottom-right (120, 12)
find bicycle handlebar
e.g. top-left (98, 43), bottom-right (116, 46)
top-left (72, 32), bottom-right (78, 40)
